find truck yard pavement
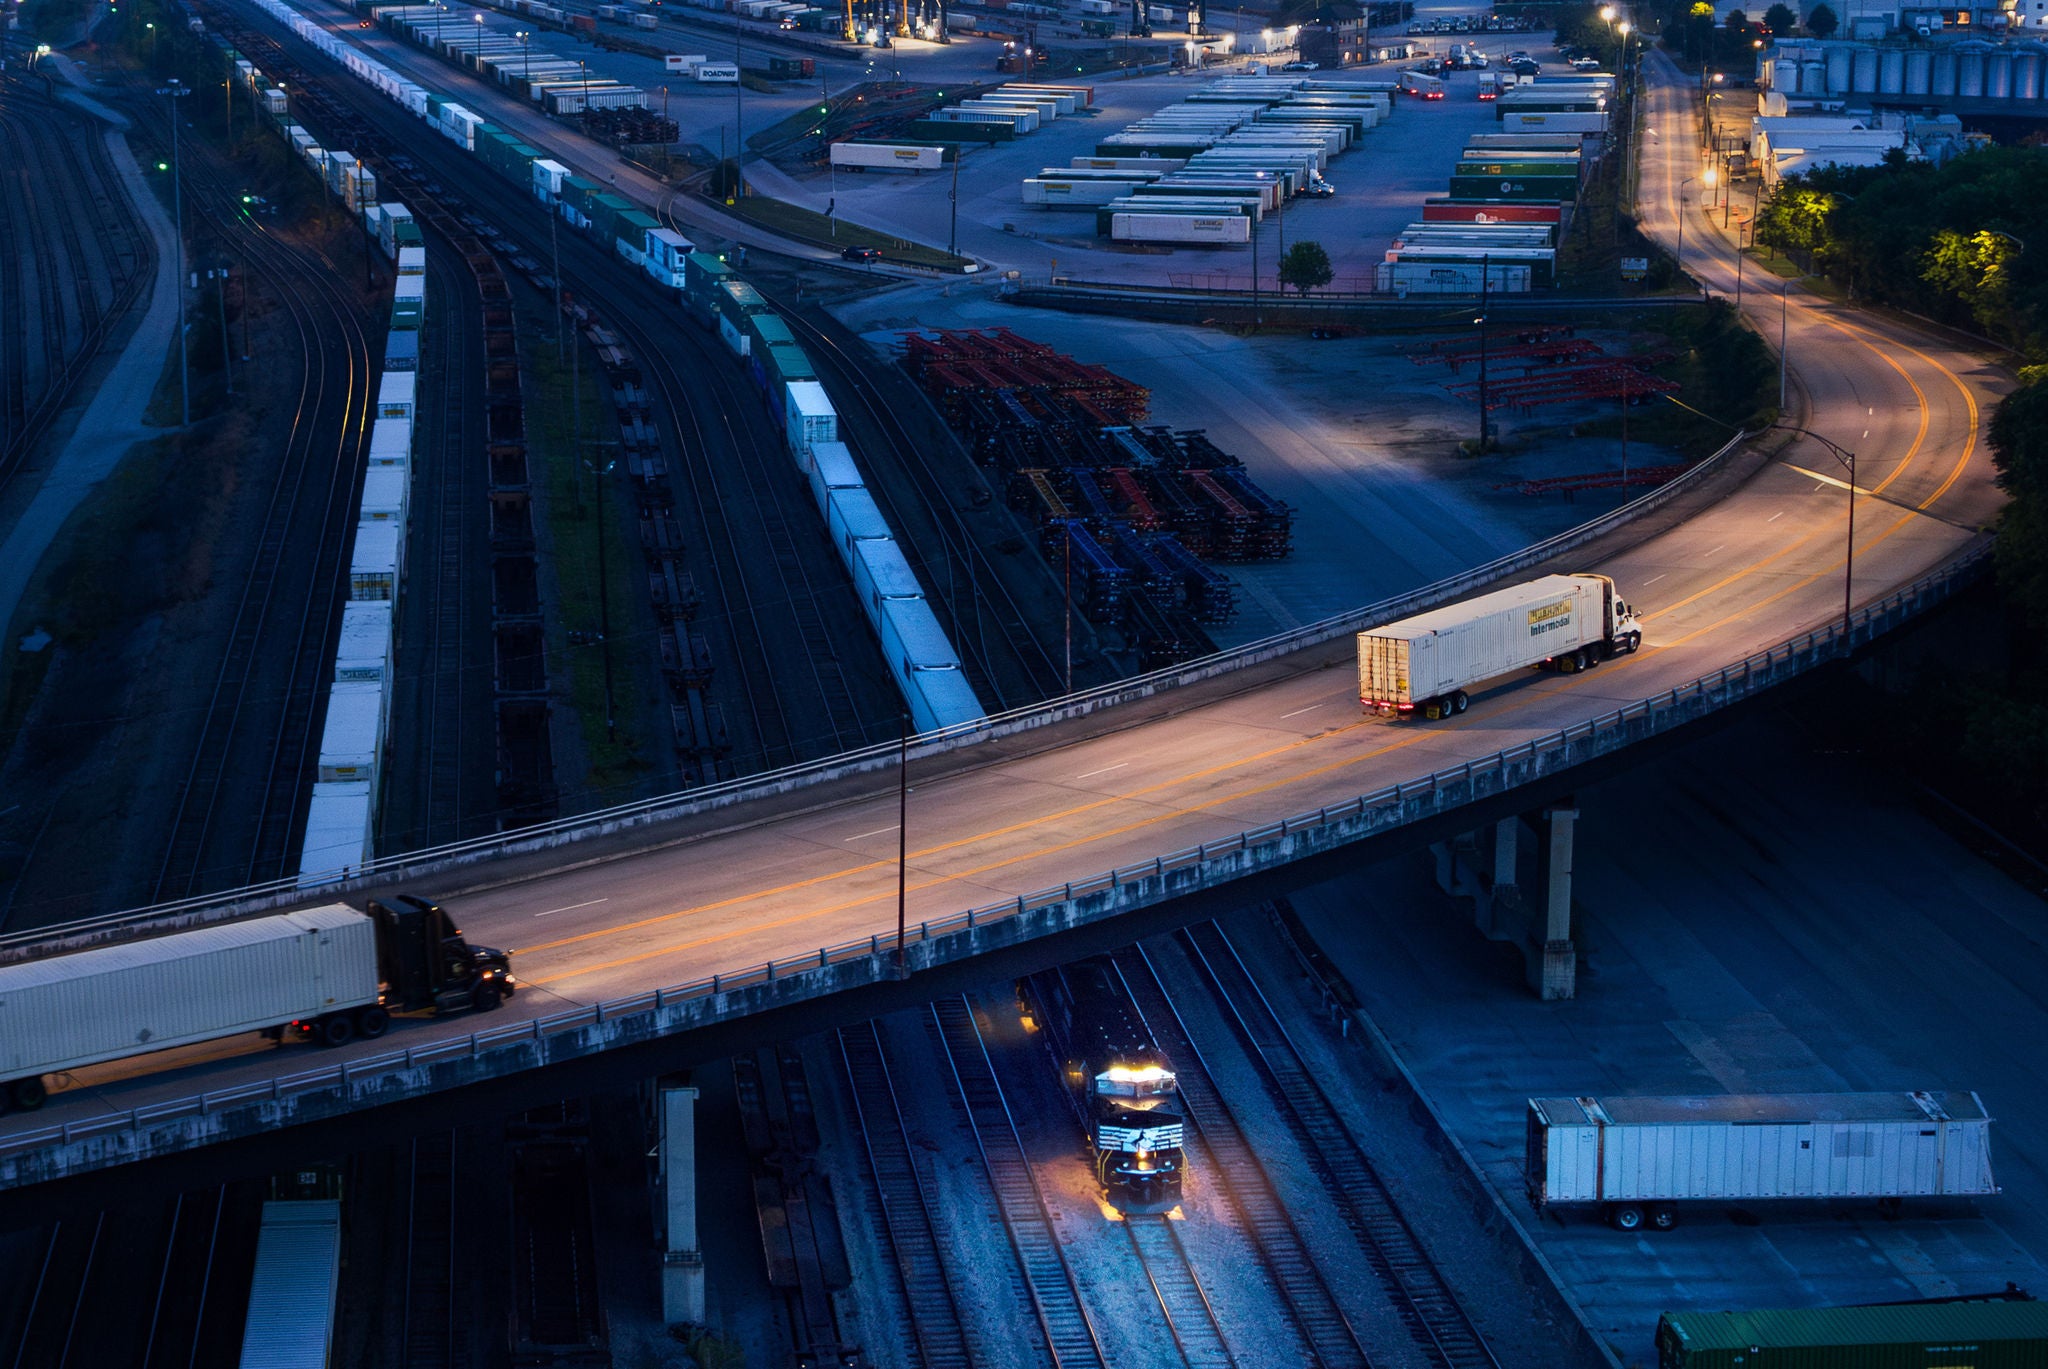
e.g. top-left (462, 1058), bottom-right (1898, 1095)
top-left (1294, 704), bottom-right (2048, 1367)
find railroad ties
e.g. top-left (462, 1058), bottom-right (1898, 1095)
top-left (1179, 922), bottom-right (1500, 1369)
top-left (1123, 1214), bottom-right (1240, 1369)
top-left (836, 1022), bottom-right (976, 1369)
top-left (929, 997), bottom-right (1109, 1369)
top-left (1111, 949), bottom-right (1371, 1369)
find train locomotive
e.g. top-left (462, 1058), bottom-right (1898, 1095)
top-left (1024, 957), bottom-right (1185, 1208)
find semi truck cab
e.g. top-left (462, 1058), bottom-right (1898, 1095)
top-left (369, 895), bottom-right (515, 1015)
top-left (1595, 575), bottom-right (1644, 654)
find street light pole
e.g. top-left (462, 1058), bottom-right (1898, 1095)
top-left (1774, 424), bottom-right (1857, 639)
top-left (157, 79), bottom-right (191, 427)
top-left (1475, 255), bottom-right (1490, 452)
top-left (895, 714), bottom-right (909, 976)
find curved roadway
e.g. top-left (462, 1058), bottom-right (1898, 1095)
top-left (0, 51), bottom-right (2007, 1141)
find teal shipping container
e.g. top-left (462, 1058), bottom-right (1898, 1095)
top-left (1657, 1301), bottom-right (2048, 1369)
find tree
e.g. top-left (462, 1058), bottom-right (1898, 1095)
top-left (1277, 240), bottom-right (1334, 294)
top-left (1763, 2), bottom-right (1797, 33)
top-left (1991, 366), bottom-right (2048, 632)
top-left (1724, 8), bottom-right (1749, 30)
top-left (1806, 1), bottom-right (1838, 36)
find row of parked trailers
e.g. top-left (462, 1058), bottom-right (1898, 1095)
top-left (226, 50), bottom-right (420, 885)
top-left (1375, 121), bottom-right (1591, 293)
top-left (254, 0), bottom-right (988, 735)
top-left (681, 255), bottom-right (987, 730)
top-left (371, 2), bottom-right (652, 113)
top-left (1062, 77), bottom-right (1389, 244)
top-left (904, 80), bottom-right (1093, 144)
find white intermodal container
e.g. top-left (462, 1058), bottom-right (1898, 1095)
top-left (350, 520), bottom-right (402, 601)
top-left (804, 439), bottom-right (863, 516)
top-left (297, 783), bottom-right (374, 887)
top-left (376, 370), bottom-right (416, 422)
top-left (826, 486), bottom-right (891, 573)
top-left (830, 141), bottom-right (946, 171)
top-left (318, 679), bottom-right (387, 785)
top-left (1355, 573), bottom-right (1639, 719)
top-left (359, 465), bottom-right (408, 524)
top-left (851, 537), bottom-right (923, 616)
top-left (532, 159), bottom-right (570, 202)
top-left (368, 417), bottom-right (412, 468)
top-left (1527, 1092), bottom-right (1999, 1227)
top-left (0, 906), bottom-right (381, 1082)
top-left (784, 381), bottom-right (837, 463)
top-left (1109, 212), bottom-right (1252, 244)
top-left (334, 600), bottom-right (394, 686)
top-left (397, 245), bottom-right (426, 277)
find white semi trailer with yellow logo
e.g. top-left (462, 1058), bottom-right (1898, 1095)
top-left (1356, 573), bottom-right (1642, 719)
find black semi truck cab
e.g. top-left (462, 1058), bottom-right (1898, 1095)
top-left (369, 895), bottom-right (516, 1014)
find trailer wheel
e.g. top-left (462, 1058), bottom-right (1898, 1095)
top-left (1450, 690), bottom-right (1469, 714)
top-left (1606, 1203), bottom-right (1644, 1231)
top-left (1649, 1205), bottom-right (1678, 1231)
top-left (317, 1015), bottom-right (356, 1048)
top-left (11, 1077), bottom-right (46, 1112)
top-left (354, 1006), bottom-right (391, 1040)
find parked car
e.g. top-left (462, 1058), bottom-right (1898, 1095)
top-left (1570, 55), bottom-right (1602, 70)
top-left (1281, 59), bottom-right (1319, 70)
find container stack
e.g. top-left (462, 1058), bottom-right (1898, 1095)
top-left (902, 329), bottom-right (1292, 668)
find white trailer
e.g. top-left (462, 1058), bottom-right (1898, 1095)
top-left (1109, 212), bottom-right (1252, 244)
top-left (1527, 1092), bottom-right (1998, 1231)
top-left (695, 61), bottom-right (739, 83)
top-left (665, 53), bottom-right (708, 72)
top-left (318, 679), bottom-right (387, 786)
top-left (376, 370), bottom-right (417, 422)
top-left (0, 907), bottom-right (380, 1106)
top-left (851, 537), bottom-right (923, 615)
top-left (350, 520), bottom-right (402, 601)
top-left (1501, 110), bottom-right (1609, 134)
top-left (334, 601), bottom-right (394, 687)
top-left (297, 783), bottom-right (374, 888)
top-left (831, 141), bottom-right (947, 172)
top-left (368, 417), bottom-right (412, 469)
top-left (643, 227), bottom-right (693, 288)
top-left (1355, 573), bottom-right (1640, 719)
top-left (826, 487), bottom-right (892, 571)
top-left (804, 439), bottom-right (863, 516)
top-left (1024, 177), bottom-right (1150, 207)
top-left (532, 158), bottom-right (570, 202)
top-left (784, 381), bottom-right (837, 462)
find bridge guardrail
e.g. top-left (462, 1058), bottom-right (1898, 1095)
top-left (0, 426), bottom-right (1758, 957)
top-left (0, 537), bottom-right (1988, 1169)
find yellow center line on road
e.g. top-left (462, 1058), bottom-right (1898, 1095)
top-left (522, 682), bottom-right (1592, 987)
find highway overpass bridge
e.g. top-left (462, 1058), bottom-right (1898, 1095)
top-left (0, 56), bottom-right (2008, 1199)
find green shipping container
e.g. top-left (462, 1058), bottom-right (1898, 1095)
top-left (1657, 1301), bottom-right (2048, 1369)
top-left (390, 297), bottom-right (424, 331)
top-left (1450, 175), bottom-right (1575, 202)
top-left (393, 220), bottom-right (424, 249)
top-left (614, 209), bottom-right (659, 252)
top-left (586, 193), bottom-right (635, 245)
top-left (748, 313), bottom-right (796, 354)
top-left (764, 340), bottom-right (815, 390)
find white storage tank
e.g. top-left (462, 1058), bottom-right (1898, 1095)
top-left (1932, 48), bottom-right (1957, 96)
top-left (1851, 45), bottom-right (1878, 93)
top-left (1824, 45), bottom-right (1851, 94)
top-left (1879, 47), bottom-right (1904, 95)
top-left (1906, 47), bottom-right (1932, 95)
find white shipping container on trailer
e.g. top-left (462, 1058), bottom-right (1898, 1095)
top-left (334, 600), bottom-right (394, 685)
top-left (368, 417), bottom-right (411, 468)
top-left (1109, 212), bottom-right (1252, 244)
top-left (1355, 573), bottom-right (1639, 719)
top-left (909, 665), bottom-right (985, 732)
top-left (830, 142), bottom-right (946, 171)
top-left (396, 245), bottom-right (426, 276)
top-left (394, 275), bottom-right (426, 310)
top-left (378, 204), bottom-right (413, 259)
top-left (239, 1201), bottom-right (343, 1369)
top-left (643, 227), bottom-right (693, 288)
top-left (532, 158), bottom-right (570, 201)
top-left (1527, 1092), bottom-right (1999, 1231)
top-left (805, 440), bottom-right (864, 516)
top-left (851, 537), bottom-right (923, 614)
top-left (825, 486), bottom-right (892, 572)
top-left (877, 598), bottom-right (977, 733)
top-left (784, 381), bottom-right (837, 462)
top-left (359, 465), bottom-right (408, 524)
top-left (350, 520), bottom-right (402, 600)
top-left (1024, 178), bottom-right (1151, 207)
top-left (318, 679), bottom-right (387, 785)
top-left (376, 370), bottom-right (416, 422)
top-left (0, 906), bottom-right (381, 1084)
top-left (296, 782), bottom-right (374, 887)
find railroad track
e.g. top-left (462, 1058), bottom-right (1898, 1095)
top-left (402, 1133), bottom-right (459, 1369)
top-left (836, 1019), bottom-right (976, 1369)
top-left (737, 283), bottom-right (1071, 710)
top-left (218, 5), bottom-right (904, 778)
top-left (1110, 946), bottom-right (1371, 1369)
top-left (929, 996), bottom-right (1106, 1369)
top-left (143, 118), bottom-right (373, 902)
top-left (1123, 1214), bottom-right (1238, 1369)
top-left (1180, 921), bottom-right (1499, 1369)
top-left (0, 71), bottom-right (153, 495)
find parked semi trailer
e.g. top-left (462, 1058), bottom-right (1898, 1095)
top-left (1657, 1300), bottom-right (2048, 1368)
top-left (1528, 1091), bottom-right (1998, 1231)
top-left (0, 898), bottom-right (513, 1111)
top-left (1355, 572), bottom-right (1640, 719)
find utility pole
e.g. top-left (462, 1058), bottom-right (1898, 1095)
top-left (1250, 220), bottom-right (1260, 330)
top-left (1779, 284), bottom-right (1788, 412)
top-left (586, 452), bottom-right (619, 739)
top-left (895, 714), bottom-right (909, 976)
top-left (1475, 255), bottom-right (1489, 451)
top-left (947, 150), bottom-right (960, 257)
top-left (158, 79), bottom-right (191, 427)
top-left (214, 267), bottom-right (232, 395)
top-left (733, 7), bottom-right (745, 195)
top-left (551, 210), bottom-right (564, 360)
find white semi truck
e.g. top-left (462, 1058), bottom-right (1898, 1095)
top-left (1527, 1092), bottom-right (1998, 1231)
top-left (1356, 572), bottom-right (1641, 719)
top-left (0, 897), bottom-right (513, 1113)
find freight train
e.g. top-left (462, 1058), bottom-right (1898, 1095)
top-left (1022, 958), bottom-right (1185, 1208)
top-left (237, 0), bottom-right (988, 734)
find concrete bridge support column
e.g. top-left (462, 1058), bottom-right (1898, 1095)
top-left (1530, 802), bottom-right (1578, 1001)
top-left (1431, 817), bottom-right (1524, 940)
top-left (658, 1081), bottom-right (705, 1326)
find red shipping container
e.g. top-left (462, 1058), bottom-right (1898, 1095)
top-left (1422, 198), bottom-right (1563, 225)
